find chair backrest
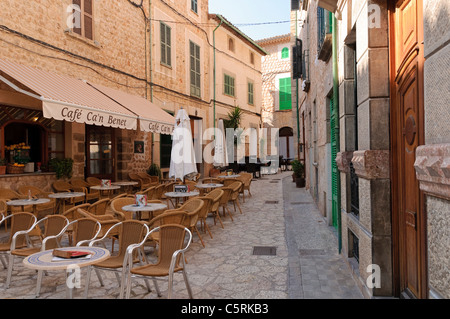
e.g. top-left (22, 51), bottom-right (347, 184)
top-left (0, 188), bottom-right (22, 200)
top-left (128, 173), bottom-right (141, 182)
top-left (40, 215), bottom-right (69, 249)
top-left (88, 199), bottom-right (109, 215)
top-left (222, 179), bottom-right (239, 187)
top-left (1, 212), bottom-right (36, 247)
top-left (70, 179), bottom-right (89, 189)
top-left (196, 197), bottom-right (212, 219)
top-left (0, 199), bottom-right (7, 215)
top-left (164, 182), bottom-right (176, 193)
top-left (229, 181), bottom-right (243, 200)
top-left (70, 218), bottom-right (101, 246)
top-left (179, 198), bottom-right (204, 227)
top-left (17, 185), bottom-right (42, 197)
top-left (116, 220), bottom-right (149, 260)
top-left (62, 203), bottom-right (91, 220)
top-left (110, 197), bottom-right (135, 214)
top-left (205, 189), bottom-right (223, 212)
top-left (239, 172), bottom-right (253, 186)
top-left (148, 211), bottom-right (188, 229)
top-left (219, 187), bottom-right (233, 205)
top-left (86, 177), bottom-right (101, 186)
top-left (52, 180), bottom-right (73, 192)
top-left (152, 184), bottom-right (165, 199)
top-left (156, 224), bottom-right (191, 270)
top-left (140, 186), bottom-right (155, 199)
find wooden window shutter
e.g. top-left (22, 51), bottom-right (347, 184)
top-left (83, 0), bottom-right (94, 40)
top-left (72, 0), bottom-right (82, 35)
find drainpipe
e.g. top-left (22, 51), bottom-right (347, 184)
top-left (295, 10), bottom-right (300, 160)
top-left (148, 0), bottom-right (155, 163)
top-left (332, 13), bottom-right (342, 254)
top-left (213, 17), bottom-right (223, 139)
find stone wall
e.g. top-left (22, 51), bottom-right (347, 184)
top-left (0, 173), bottom-right (57, 193)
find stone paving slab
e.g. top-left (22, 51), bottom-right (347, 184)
top-left (0, 171), bottom-right (364, 299)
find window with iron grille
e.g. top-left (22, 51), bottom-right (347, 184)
top-left (190, 41), bottom-right (201, 98)
top-left (160, 22), bottom-right (171, 67)
top-left (224, 74), bottom-right (235, 97)
top-left (72, 0), bottom-right (94, 40)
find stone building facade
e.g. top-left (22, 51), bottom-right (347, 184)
top-left (257, 34), bottom-right (295, 160)
top-left (294, 0), bottom-right (450, 299)
top-left (0, 0), bottom-right (264, 189)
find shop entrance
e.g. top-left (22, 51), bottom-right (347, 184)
top-left (86, 125), bottom-right (115, 180)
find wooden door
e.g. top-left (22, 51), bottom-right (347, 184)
top-left (390, 0), bottom-right (426, 298)
top-left (86, 125), bottom-right (115, 180)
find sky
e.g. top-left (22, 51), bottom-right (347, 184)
top-left (208, 0), bottom-right (291, 41)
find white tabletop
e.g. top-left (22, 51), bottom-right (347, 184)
top-left (111, 181), bottom-right (138, 186)
top-left (6, 198), bottom-right (50, 206)
top-left (48, 192), bottom-right (85, 199)
top-left (122, 203), bottom-right (168, 212)
top-left (90, 185), bottom-right (121, 190)
top-left (218, 174), bottom-right (241, 179)
top-left (23, 247), bottom-right (110, 271)
top-left (164, 191), bottom-right (200, 198)
top-left (196, 183), bottom-right (224, 189)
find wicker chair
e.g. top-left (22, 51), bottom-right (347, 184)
top-left (195, 196), bottom-right (214, 240)
top-left (65, 218), bottom-right (101, 247)
top-left (129, 173), bottom-right (151, 191)
top-left (152, 184), bottom-right (166, 200)
top-left (52, 181), bottom-right (84, 206)
top-left (218, 186), bottom-right (234, 222)
top-left (88, 198), bottom-right (110, 216)
top-left (76, 208), bottom-right (120, 242)
top-left (174, 198), bottom-right (205, 247)
top-left (17, 185), bottom-right (57, 214)
top-left (204, 189), bottom-right (224, 229)
top-left (5, 215), bottom-right (69, 289)
top-left (146, 211), bottom-right (189, 245)
top-left (86, 177), bottom-right (102, 186)
top-left (84, 220), bottom-right (149, 299)
top-left (70, 179), bottom-right (100, 203)
top-left (0, 188), bottom-right (30, 217)
top-left (238, 172), bottom-right (253, 202)
top-left (110, 197), bottom-right (136, 221)
top-left (138, 173), bottom-right (159, 186)
top-left (229, 181), bottom-right (243, 214)
top-left (0, 212), bottom-right (36, 270)
top-left (137, 186), bottom-right (156, 201)
top-left (125, 225), bottom-right (193, 299)
top-left (61, 203), bottom-right (91, 244)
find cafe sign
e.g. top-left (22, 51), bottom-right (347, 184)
top-left (140, 118), bottom-right (174, 135)
top-left (43, 101), bottom-right (138, 130)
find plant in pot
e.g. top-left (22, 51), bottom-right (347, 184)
top-left (291, 159), bottom-right (305, 188)
top-left (147, 163), bottom-right (162, 181)
top-left (48, 158), bottom-right (74, 180)
top-left (0, 157), bottom-right (6, 175)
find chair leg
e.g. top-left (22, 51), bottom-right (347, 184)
top-left (5, 254), bottom-right (14, 288)
top-left (182, 269), bottom-right (194, 299)
top-left (83, 266), bottom-right (92, 298)
top-left (213, 211), bottom-right (224, 229)
top-left (168, 272), bottom-right (174, 299)
top-left (203, 219), bottom-right (213, 239)
top-left (194, 226), bottom-right (205, 248)
top-left (0, 255), bottom-right (7, 269)
top-left (235, 199), bottom-right (242, 214)
top-left (153, 279), bottom-right (162, 297)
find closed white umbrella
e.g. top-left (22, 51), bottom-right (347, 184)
top-left (169, 108), bottom-right (197, 180)
top-left (213, 119), bottom-right (228, 168)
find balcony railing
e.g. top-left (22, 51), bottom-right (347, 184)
top-left (317, 7), bottom-right (333, 61)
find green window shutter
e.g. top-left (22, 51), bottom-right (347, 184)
top-left (281, 47), bottom-right (289, 59)
top-left (330, 97), bottom-right (339, 230)
top-left (248, 82), bottom-right (254, 105)
top-left (279, 78), bottom-right (292, 110)
top-left (161, 23), bottom-right (171, 66)
top-left (224, 74), bottom-right (235, 97)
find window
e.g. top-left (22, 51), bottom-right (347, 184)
top-left (160, 22), bottom-right (172, 66)
top-left (248, 81), bottom-right (254, 105)
top-left (191, 0), bottom-right (198, 14)
top-left (160, 111), bottom-right (174, 169)
top-left (279, 78), bottom-right (292, 110)
top-left (228, 37), bottom-right (235, 52)
top-left (250, 51), bottom-right (255, 64)
top-left (224, 74), bottom-right (235, 97)
top-left (72, 0), bottom-right (94, 40)
top-left (190, 41), bottom-right (201, 98)
top-left (281, 47), bottom-right (289, 59)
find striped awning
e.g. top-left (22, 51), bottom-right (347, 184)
top-left (0, 58), bottom-right (174, 134)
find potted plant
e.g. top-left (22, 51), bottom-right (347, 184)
top-left (48, 158), bottom-right (74, 179)
top-left (147, 163), bottom-right (162, 180)
top-left (0, 157), bottom-right (6, 175)
top-left (291, 159), bottom-right (305, 188)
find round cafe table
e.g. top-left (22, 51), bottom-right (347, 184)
top-left (90, 185), bottom-right (121, 199)
top-left (23, 246), bottom-right (110, 299)
top-left (164, 191), bottom-right (200, 208)
top-left (6, 198), bottom-right (51, 216)
top-left (195, 183), bottom-right (223, 195)
top-left (111, 181), bottom-right (138, 194)
top-left (217, 174), bottom-right (241, 179)
top-left (121, 202), bottom-right (168, 220)
top-left (48, 192), bottom-right (86, 214)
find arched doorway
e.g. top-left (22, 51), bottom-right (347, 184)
top-left (279, 127), bottom-right (294, 159)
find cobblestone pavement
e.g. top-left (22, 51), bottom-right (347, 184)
top-left (0, 171), bottom-right (364, 299)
